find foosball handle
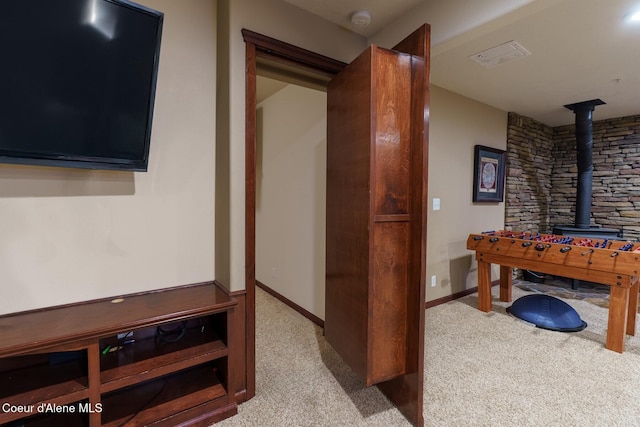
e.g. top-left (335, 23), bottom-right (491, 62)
top-left (560, 246), bottom-right (572, 253)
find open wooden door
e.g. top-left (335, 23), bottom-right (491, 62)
top-left (325, 25), bottom-right (429, 426)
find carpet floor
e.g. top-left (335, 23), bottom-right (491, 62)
top-left (217, 280), bottom-right (640, 426)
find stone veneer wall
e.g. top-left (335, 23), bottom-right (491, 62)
top-left (505, 112), bottom-right (554, 233)
top-left (506, 112), bottom-right (640, 240)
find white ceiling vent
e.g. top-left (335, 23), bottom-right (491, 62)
top-left (469, 41), bottom-right (531, 68)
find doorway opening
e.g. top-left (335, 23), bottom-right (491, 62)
top-left (254, 69), bottom-right (327, 325)
top-left (243, 29), bottom-right (346, 398)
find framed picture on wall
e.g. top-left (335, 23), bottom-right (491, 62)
top-left (473, 145), bottom-right (506, 202)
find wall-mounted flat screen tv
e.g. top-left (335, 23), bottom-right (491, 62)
top-left (0, 0), bottom-right (163, 171)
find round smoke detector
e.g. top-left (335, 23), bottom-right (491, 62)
top-left (351, 10), bottom-right (371, 27)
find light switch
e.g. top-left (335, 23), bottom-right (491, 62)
top-left (433, 198), bottom-right (440, 211)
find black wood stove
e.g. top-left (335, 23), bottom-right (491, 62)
top-left (552, 99), bottom-right (622, 240)
top-left (551, 99), bottom-right (621, 288)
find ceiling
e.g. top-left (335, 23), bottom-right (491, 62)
top-left (283, 0), bottom-right (424, 38)
top-left (281, 0), bottom-right (640, 127)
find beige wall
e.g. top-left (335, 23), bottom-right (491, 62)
top-left (0, 0), bottom-right (217, 315)
top-left (216, 0), bottom-right (366, 292)
top-left (427, 85), bottom-right (507, 301)
top-left (255, 84), bottom-right (327, 318)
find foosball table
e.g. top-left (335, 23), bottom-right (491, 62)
top-left (466, 230), bottom-right (640, 353)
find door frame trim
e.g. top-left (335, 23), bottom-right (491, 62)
top-left (242, 28), bottom-right (346, 401)
top-left (242, 29), bottom-right (347, 76)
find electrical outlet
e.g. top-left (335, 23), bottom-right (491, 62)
top-left (431, 275), bottom-right (437, 287)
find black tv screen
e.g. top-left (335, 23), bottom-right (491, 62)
top-left (0, 0), bottom-right (163, 171)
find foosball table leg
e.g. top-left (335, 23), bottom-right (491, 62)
top-left (499, 265), bottom-right (512, 303)
top-left (477, 259), bottom-right (492, 312)
top-left (606, 285), bottom-right (630, 353)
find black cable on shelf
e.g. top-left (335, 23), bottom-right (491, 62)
top-left (117, 377), bottom-right (169, 427)
top-left (156, 321), bottom-right (187, 343)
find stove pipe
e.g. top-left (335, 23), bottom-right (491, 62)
top-left (563, 99), bottom-right (605, 229)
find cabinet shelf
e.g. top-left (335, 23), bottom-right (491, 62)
top-left (101, 364), bottom-right (227, 427)
top-left (0, 358), bottom-right (89, 425)
top-left (100, 325), bottom-right (228, 393)
top-left (16, 409), bottom-right (88, 427)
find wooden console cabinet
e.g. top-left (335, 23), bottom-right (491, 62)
top-left (0, 282), bottom-right (237, 426)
